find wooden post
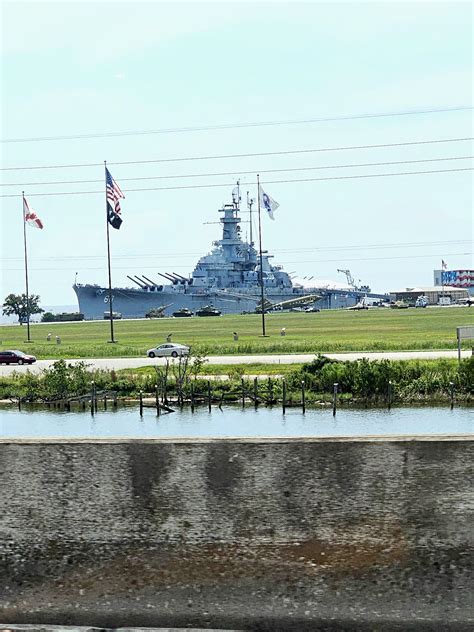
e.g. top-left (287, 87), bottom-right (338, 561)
top-left (282, 379), bottom-right (286, 414)
top-left (241, 378), bottom-right (245, 407)
top-left (94, 383), bottom-right (98, 412)
top-left (155, 384), bottom-right (160, 416)
top-left (17, 397), bottom-right (21, 411)
top-left (301, 380), bottom-right (306, 414)
top-left (90, 381), bottom-right (95, 415)
top-left (333, 382), bottom-right (338, 416)
top-left (104, 394), bottom-right (107, 410)
top-left (139, 390), bottom-right (143, 416)
top-left (449, 381), bottom-right (455, 409)
top-left (268, 377), bottom-right (273, 405)
top-left (191, 383), bottom-right (195, 412)
top-left (208, 380), bottom-right (212, 412)
top-left (113, 391), bottom-right (117, 408)
top-left (253, 377), bottom-right (258, 407)
top-left (387, 380), bottom-right (392, 410)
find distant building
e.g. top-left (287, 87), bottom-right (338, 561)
top-left (389, 286), bottom-right (469, 305)
top-left (433, 269), bottom-right (474, 295)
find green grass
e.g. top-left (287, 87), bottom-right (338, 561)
top-left (1, 307), bottom-right (472, 359)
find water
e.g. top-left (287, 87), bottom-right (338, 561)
top-left (0, 404), bottom-right (472, 438)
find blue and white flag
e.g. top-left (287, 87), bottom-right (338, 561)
top-left (259, 187), bottom-right (280, 220)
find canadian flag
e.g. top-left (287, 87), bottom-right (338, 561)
top-left (23, 196), bottom-right (44, 229)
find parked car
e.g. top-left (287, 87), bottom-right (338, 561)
top-left (147, 343), bottom-right (190, 358)
top-left (0, 350), bottom-right (37, 365)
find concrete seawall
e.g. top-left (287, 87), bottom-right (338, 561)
top-left (1, 436), bottom-right (473, 630)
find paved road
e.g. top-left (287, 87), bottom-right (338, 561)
top-left (0, 350), bottom-right (470, 376)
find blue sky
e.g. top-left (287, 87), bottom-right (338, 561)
top-left (1, 0), bottom-right (472, 307)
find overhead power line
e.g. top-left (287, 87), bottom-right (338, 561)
top-left (2, 105), bottom-right (472, 144)
top-left (2, 155), bottom-right (472, 187)
top-left (2, 136), bottom-right (473, 172)
top-left (1, 240), bottom-right (470, 263)
top-left (4, 252), bottom-right (471, 272)
top-left (1, 166), bottom-right (472, 198)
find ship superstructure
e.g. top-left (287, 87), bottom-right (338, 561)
top-left (73, 188), bottom-right (377, 319)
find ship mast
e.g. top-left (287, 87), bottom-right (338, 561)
top-left (232, 179), bottom-right (241, 209)
top-left (247, 191), bottom-right (255, 246)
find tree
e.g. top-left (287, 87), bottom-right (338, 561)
top-left (2, 293), bottom-right (43, 324)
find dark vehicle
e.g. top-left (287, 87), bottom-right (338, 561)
top-left (172, 308), bottom-right (194, 317)
top-left (196, 305), bottom-right (222, 317)
top-left (103, 311), bottom-right (122, 320)
top-left (0, 350), bottom-right (37, 365)
top-left (42, 311), bottom-right (85, 322)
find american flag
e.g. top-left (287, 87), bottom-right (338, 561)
top-left (106, 167), bottom-right (124, 213)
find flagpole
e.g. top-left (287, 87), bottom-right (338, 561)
top-left (104, 161), bottom-right (115, 343)
top-left (256, 174), bottom-right (266, 336)
top-left (21, 192), bottom-right (31, 342)
top-left (441, 259), bottom-right (445, 301)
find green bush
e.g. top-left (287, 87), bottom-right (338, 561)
top-left (1, 356), bottom-right (472, 404)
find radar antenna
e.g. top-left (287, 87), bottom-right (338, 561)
top-left (232, 179), bottom-right (241, 209)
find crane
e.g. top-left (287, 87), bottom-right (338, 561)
top-left (337, 269), bottom-right (372, 293)
top-left (337, 269), bottom-right (356, 289)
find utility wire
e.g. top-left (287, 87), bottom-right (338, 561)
top-left (2, 136), bottom-right (473, 172)
top-left (2, 166), bottom-right (472, 198)
top-left (2, 155), bottom-right (472, 187)
top-left (2, 105), bottom-right (472, 144)
top-left (4, 252), bottom-right (471, 272)
top-left (1, 240), bottom-right (470, 262)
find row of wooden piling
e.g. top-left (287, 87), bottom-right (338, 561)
top-left (136, 377), bottom-right (455, 416)
top-left (15, 378), bottom-right (459, 413)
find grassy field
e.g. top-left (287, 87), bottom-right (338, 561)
top-left (0, 306), bottom-right (472, 359)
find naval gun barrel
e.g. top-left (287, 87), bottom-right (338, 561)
top-left (172, 272), bottom-right (188, 281)
top-left (166, 272), bottom-right (184, 283)
top-left (134, 275), bottom-right (155, 289)
top-left (142, 275), bottom-right (159, 289)
top-left (158, 272), bottom-right (179, 284)
top-left (127, 275), bottom-right (147, 289)
top-left (172, 272), bottom-right (188, 284)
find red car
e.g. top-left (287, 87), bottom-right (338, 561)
top-left (0, 350), bottom-right (37, 365)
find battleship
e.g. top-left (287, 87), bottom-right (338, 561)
top-left (74, 187), bottom-right (380, 319)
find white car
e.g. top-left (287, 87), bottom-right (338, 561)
top-left (147, 343), bottom-right (190, 358)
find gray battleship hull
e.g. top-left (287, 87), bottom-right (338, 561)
top-left (73, 283), bottom-right (348, 319)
